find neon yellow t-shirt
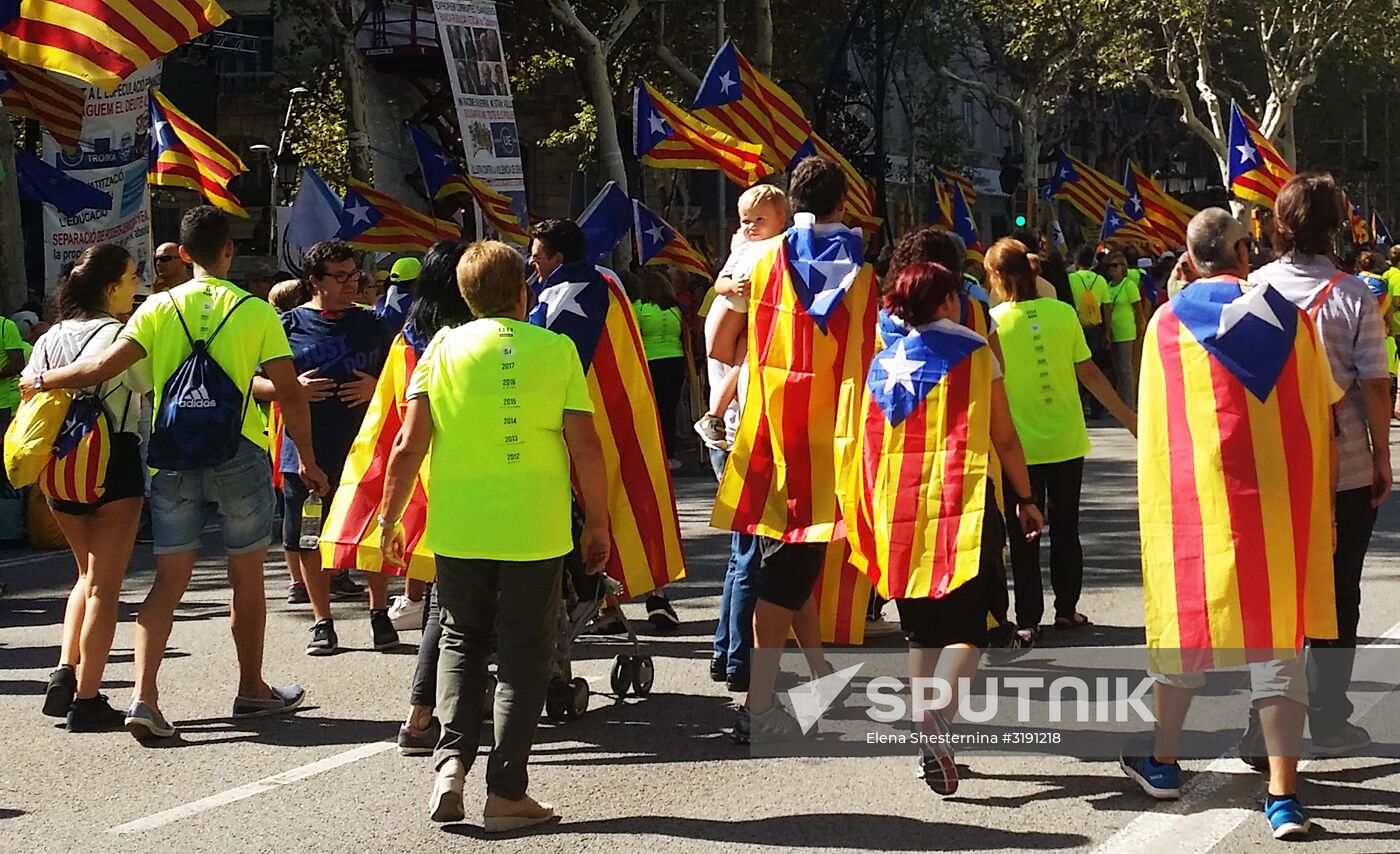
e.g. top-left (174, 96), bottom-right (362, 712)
top-left (1384, 267), bottom-right (1400, 336)
top-left (407, 318), bottom-right (594, 561)
top-left (121, 276), bottom-right (291, 451)
top-left (1068, 270), bottom-right (1109, 326)
top-left (1104, 276), bottom-right (1141, 342)
top-left (633, 301), bottom-right (684, 361)
top-left (0, 318), bottom-right (25, 410)
top-left (990, 298), bottom-right (1093, 465)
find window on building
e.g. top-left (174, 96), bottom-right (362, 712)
top-left (962, 96), bottom-right (976, 143)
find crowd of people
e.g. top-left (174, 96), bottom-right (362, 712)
top-left (9, 158), bottom-right (1395, 840)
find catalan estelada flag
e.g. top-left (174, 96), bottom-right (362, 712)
top-left (814, 541), bottom-right (871, 645)
top-left (1127, 162), bottom-right (1195, 248)
top-left (1228, 102), bottom-right (1293, 209)
top-left (950, 184), bottom-right (983, 262)
top-left (693, 39), bottom-right (809, 170)
top-left (712, 212), bottom-right (880, 542)
top-left (1372, 211), bottom-right (1392, 245)
top-left (149, 89), bottom-right (247, 216)
top-left (0, 0), bottom-right (228, 93)
top-left (844, 316), bottom-right (992, 601)
top-left (635, 78), bottom-right (770, 188)
top-left (1048, 150), bottom-right (1128, 226)
top-left (530, 261), bottom-right (686, 598)
top-left (1097, 198), bottom-right (1155, 251)
top-left (39, 395), bottom-right (112, 505)
top-left (463, 176), bottom-right (528, 245)
top-left (1138, 279), bottom-right (1340, 671)
top-left (320, 332), bottom-right (435, 581)
top-left (1345, 194), bottom-right (1370, 245)
top-left (933, 166), bottom-right (976, 211)
top-left (633, 199), bottom-right (708, 278)
top-left (407, 123), bottom-right (472, 200)
top-left (340, 180), bottom-right (461, 253)
top-left (0, 59), bottom-right (84, 151)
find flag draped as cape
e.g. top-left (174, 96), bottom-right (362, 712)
top-left (712, 214), bottom-right (879, 542)
top-left (845, 316), bottom-right (993, 600)
top-left (531, 261), bottom-right (685, 599)
top-left (1138, 281), bottom-right (1338, 671)
top-left (319, 332), bottom-right (434, 580)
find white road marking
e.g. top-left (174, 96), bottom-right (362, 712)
top-left (1090, 620), bottom-right (1400, 854)
top-left (106, 665), bottom-right (615, 833)
top-left (107, 741), bottom-right (396, 834)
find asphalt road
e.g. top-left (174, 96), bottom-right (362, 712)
top-left (2, 426), bottom-right (1399, 853)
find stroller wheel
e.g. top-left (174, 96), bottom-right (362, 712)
top-left (482, 673), bottom-right (497, 719)
top-left (545, 677), bottom-right (573, 721)
top-left (630, 656), bottom-right (655, 697)
top-left (569, 677), bottom-right (590, 718)
top-left (609, 655), bottom-right (633, 698)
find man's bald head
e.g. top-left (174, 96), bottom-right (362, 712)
top-left (153, 241), bottom-right (191, 292)
top-left (1186, 208), bottom-right (1249, 278)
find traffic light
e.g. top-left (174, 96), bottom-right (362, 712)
top-left (1014, 214), bottom-right (1028, 228)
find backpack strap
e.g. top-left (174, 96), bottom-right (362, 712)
top-left (1305, 272), bottom-right (1347, 321)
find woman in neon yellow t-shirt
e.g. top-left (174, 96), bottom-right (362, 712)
top-left (632, 269), bottom-right (688, 468)
top-left (986, 238), bottom-right (1136, 635)
top-left (1100, 251), bottom-right (1145, 409)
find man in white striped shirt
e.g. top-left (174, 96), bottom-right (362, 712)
top-left (1252, 173), bottom-right (1391, 757)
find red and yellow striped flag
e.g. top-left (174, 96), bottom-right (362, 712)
top-left (344, 180), bottom-right (461, 254)
top-left (149, 88), bottom-right (247, 216)
top-left (1128, 162), bottom-right (1196, 248)
top-left (1138, 279), bottom-right (1338, 672)
top-left (712, 216), bottom-right (880, 542)
top-left (634, 78), bottom-right (770, 188)
top-left (1227, 102), bottom-right (1293, 209)
top-left (464, 176), bottom-right (528, 245)
top-left (814, 542), bottom-right (871, 645)
top-left (843, 320), bottom-right (993, 601)
top-left (320, 335), bottom-right (435, 581)
top-left (0, 59), bottom-right (84, 150)
top-left (0, 0), bottom-right (228, 93)
top-left (1050, 151), bottom-right (1129, 226)
top-left (530, 263), bottom-right (686, 599)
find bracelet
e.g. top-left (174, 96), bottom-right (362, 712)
top-left (34, 372), bottom-right (44, 391)
top-left (1014, 494), bottom-right (1036, 508)
top-left (377, 515), bottom-right (399, 528)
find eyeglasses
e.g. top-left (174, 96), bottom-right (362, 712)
top-left (155, 255), bottom-right (176, 263)
top-left (318, 270), bottom-right (359, 284)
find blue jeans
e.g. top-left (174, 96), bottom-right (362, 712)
top-left (709, 448), bottom-right (758, 676)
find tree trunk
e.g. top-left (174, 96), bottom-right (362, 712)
top-left (1020, 106), bottom-right (1040, 227)
top-left (578, 44), bottom-right (632, 265)
top-left (754, 0), bottom-right (774, 75)
top-left (341, 37), bottom-right (375, 182)
top-left (0, 110), bottom-right (27, 308)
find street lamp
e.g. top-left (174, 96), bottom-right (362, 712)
top-left (267, 86), bottom-right (310, 262)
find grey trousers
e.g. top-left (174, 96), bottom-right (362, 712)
top-left (1111, 339), bottom-right (1136, 410)
top-left (433, 554), bottom-right (563, 800)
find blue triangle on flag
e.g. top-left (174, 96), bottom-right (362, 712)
top-left (1172, 281), bottom-right (1298, 401)
top-left (869, 322), bottom-right (986, 426)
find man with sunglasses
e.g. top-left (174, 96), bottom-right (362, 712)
top-left (151, 242), bottom-right (191, 294)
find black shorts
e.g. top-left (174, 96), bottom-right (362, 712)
top-left (755, 539), bottom-right (827, 611)
top-left (281, 471), bottom-right (337, 552)
top-left (895, 569), bottom-right (991, 649)
top-left (48, 432), bottom-right (145, 517)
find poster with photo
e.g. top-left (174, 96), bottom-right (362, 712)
top-left (41, 62), bottom-right (159, 293)
top-left (433, 0), bottom-right (527, 238)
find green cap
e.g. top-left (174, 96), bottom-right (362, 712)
top-left (389, 257), bottom-right (421, 283)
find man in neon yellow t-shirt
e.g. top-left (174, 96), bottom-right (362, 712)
top-left (29, 206), bottom-right (328, 740)
top-left (378, 240), bottom-right (609, 831)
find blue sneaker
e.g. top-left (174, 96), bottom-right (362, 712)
top-left (1120, 749), bottom-right (1181, 799)
top-left (1265, 796), bottom-right (1311, 840)
top-left (125, 701), bottom-right (177, 740)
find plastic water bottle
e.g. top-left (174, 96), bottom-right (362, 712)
top-left (299, 495), bottom-right (322, 550)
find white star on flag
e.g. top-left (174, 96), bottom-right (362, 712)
top-left (964, 214), bottom-right (978, 231)
top-left (345, 202), bottom-right (371, 225)
top-left (645, 223), bottom-right (667, 246)
top-left (1106, 214), bottom-right (1120, 229)
top-left (1235, 139), bottom-right (1258, 165)
top-left (1060, 167), bottom-right (1073, 179)
top-left (1126, 195), bottom-right (1142, 216)
top-left (437, 152), bottom-right (454, 166)
top-left (153, 119), bottom-right (171, 142)
top-left (647, 112), bottom-right (667, 137)
top-left (880, 340), bottom-right (925, 396)
top-left (1215, 285), bottom-right (1283, 338)
top-left (383, 287), bottom-right (410, 313)
top-left (717, 71), bottom-right (735, 94)
top-left (538, 280), bottom-right (590, 327)
top-left (806, 244), bottom-right (857, 291)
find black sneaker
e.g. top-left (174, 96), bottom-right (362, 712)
top-left (307, 619), bottom-right (338, 655)
top-left (43, 665), bottom-right (76, 718)
top-left (725, 670), bottom-right (750, 693)
top-left (66, 695), bottom-right (127, 732)
top-left (370, 609), bottom-right (400, 651)
top-left (286, 583), bottom-right (309, 605)
top-left (329, 570), bottom-right (363, 600)
top-left (646, 594), bottom-right (680, 632)
top-left (709, 656), bottom-right (727, 682)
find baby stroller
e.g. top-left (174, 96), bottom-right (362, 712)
top-left (541, 505), bottom-right (655, 721)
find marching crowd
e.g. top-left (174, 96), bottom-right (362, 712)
top-left (10, 157), bottom-right (1396, 840)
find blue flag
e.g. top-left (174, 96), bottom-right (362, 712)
top-left (530, 260), bottom-right (612, 370)
top-left (15, 151), bottom-right (112, 215)
top-left (577, 181), bottom-right (631, 263)
top-left (784, 211), bottom-right (864, 333)
top-left (281, 167), bottom-right (344, 275)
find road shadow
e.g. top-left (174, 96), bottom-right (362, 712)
top-left (141, 708), bottom-right (398, 750)
top-left (445, 812), bottom-right (1090, 849)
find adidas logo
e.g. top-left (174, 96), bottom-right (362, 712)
top-left (177, 385), bottom-right (218, 409)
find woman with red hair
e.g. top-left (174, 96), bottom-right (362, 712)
top-left (842, 261), bottom-right (1043, 797)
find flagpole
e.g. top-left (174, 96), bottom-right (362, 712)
top-left (714, 0), bottom-right (726, 265)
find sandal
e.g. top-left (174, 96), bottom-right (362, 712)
top-left (1054, 612), bottom-right (1091, 629)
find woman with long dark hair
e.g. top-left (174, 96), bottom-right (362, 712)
top-left (27, 244), bottom-right (146, 732)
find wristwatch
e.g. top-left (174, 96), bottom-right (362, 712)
top-left (377, 514), bottom-right (399, 528)
top-left (1014, 494), bottom-right (1036, 508)
top-left (33, 372), bottom-right (44, 392)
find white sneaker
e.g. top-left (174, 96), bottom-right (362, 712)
top-left (429, 761), bottom-right (466, 823)
top-left (387, 595), bottom-right (425, 632)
